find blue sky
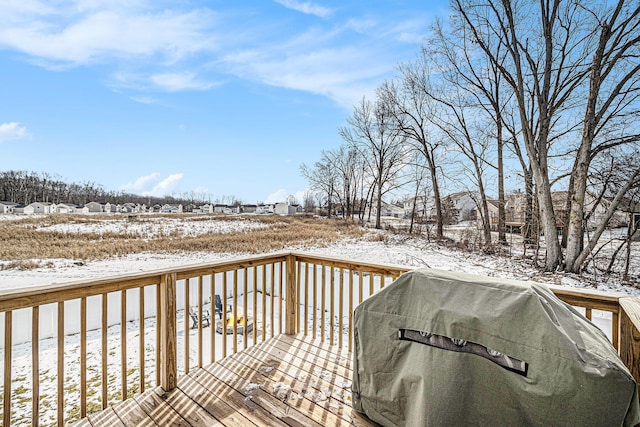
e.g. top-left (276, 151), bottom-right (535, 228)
top-left (0, 0), bottom-right (449, 204)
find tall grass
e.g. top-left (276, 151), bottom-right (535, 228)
top-left (0, 214), bottom-right (366, 269)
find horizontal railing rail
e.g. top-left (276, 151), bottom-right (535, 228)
top-left (1, 251), bottom-right (640, 426)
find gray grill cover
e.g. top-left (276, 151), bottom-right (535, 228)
top-left (352, 268), bottom-right (640, 426)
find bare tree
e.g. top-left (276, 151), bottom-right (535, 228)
top-left (420, 77), bottom-right (494, 246)
top-left (300, 152), bottom-right (339, 218)
top-left (453, 0), bottom-right (600, 270)
top-left (378, 62), bottom-right (447, 239)
top-left (430, 17), bottom-right (512, 244)
top-left (564, 0), bottom-right (640, 272)
top-left (339, 96), bottom-right (407, 229)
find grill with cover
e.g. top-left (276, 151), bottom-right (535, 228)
top-left (352, 268), bottom-right (640, 426)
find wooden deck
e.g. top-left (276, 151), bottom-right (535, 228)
top-left (71, 333), bottom-right (377, 427)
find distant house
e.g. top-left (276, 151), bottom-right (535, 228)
top-left (200, 204), bottom-right (214, 214)
top-left (85, 202), bottom-right (105, 213)
top-left (151, 204), bottom-right (162, 213)
top-left (446, 192), bottom-right (479, 222)
top-left (0, 201), bottom-right (18, 214)
top-left (161, 204), bottom-right (183, 214)
top-left (55, 203), bottom-right (82, 214)
top-left (256, 204), bottom-right (275, 214)
top-left (213, 204), bottom-right (226, 213)
top-left (121, 203), bottom-right (137, 213)
top-left (275, 203), bottom-right (296, 215)
top-left (242, 204), bottom-right (257, 213)
top-left (26, 202), bottom-right (53, 214)
top-left (374, 202), bottom-right (404, 218)
top-left (404, 196), bottom-right (437, 222)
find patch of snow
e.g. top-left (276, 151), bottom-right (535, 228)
top-left (243, 382), bottom-right (261, 392)
top-left (36, 217), bottom-right (268, 238)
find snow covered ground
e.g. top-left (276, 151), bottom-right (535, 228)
top-left (1, 231), bottom-right (636, 295)
top-left (36, 216), bottom-right (269, 238)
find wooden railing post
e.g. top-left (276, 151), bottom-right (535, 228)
top-left (160, 273), bottom-right (177, 391)
top-left (285, 254), bottom-right (297, 335)
top-left (619, 297), bottom-right (640, 392)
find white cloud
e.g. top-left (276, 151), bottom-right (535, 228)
top-left (0, 5), bottom-right (218, 66)
top-left (273, 0), bottom-right (333, 18)
top-left (264, 189), bottom-right (307, 205)
top-left (222, 45), bottom-right (389, 108)
top-left (120, 172), bottom-right (186, 197)
top-left (0, 122), bottom-right (29, 142)
top-left (265, 189), bottom-right (289, 204)
top-left (129, 95), bottom-right (158, 104)
top-left (143, 173), bottom-right (184, 197)
top-left (119, 172), bottom-right (160, 192)
top-left (150, 72), bottom-right (217, 92)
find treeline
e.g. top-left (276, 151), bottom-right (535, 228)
top-left (0, 170), bottom-right (208, 207)
top-left (302, 0), bottom-right (640, 275)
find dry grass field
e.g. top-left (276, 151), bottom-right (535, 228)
top-left (0, 214), bottom-right (367, 270)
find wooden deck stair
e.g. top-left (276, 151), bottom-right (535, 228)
top-left (72, 333), bottom-right (376, 427)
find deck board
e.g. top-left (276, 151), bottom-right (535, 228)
top-left (72, 334), bottom-right (377, 427)
top-left (111, 394), bottom-right (157, 426)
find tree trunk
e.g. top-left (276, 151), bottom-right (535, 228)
top-left (375, 177), bottom-right (383, 229)
top-left (497, 117), bottom-right (506, 244)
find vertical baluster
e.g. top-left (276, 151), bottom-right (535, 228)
top-left (184, 279), bottom-right (190, 374)
top-left (380, 274), bottom-right (386, 289)
top-left (121, 290), bottom-right (127, 400)
top-left (198, 276), bottom-right (204, 368)
top-left (330, 267), bottom-right (335, 346)
top-left (279, 262), bottom-right (284, 334)
top-left (222, 273), bottom-right (228, 359)
top-left (222, 271), bottom-right (229, 358)
top-left (155, 284), bottom-right (161, 387)
top-left (233, 271), bottom-right (239, 354)
top-left (57, 302), bottom-right (64, 426)
top-left (80, 297), bottom-right (87, 417)
top-left (139, 286), bottom-right (145, 394)
top-left (270, 262), bottom-right (275, 338)
top-left (313, 263), bottom-right (317, 340)
top-left (348, 270), bottom-right (354, 353)
top-left (262, 265), bottom-right (267, 342)
top-left (585, 308), bottom-right (592, 320)
top-left (210, 273), bottom-right (216, 364)
top-left (339, 269), bottom-right (344, 348)
top-left (243, 268), bottom-right (248, 350)
top-left (253, 267), bottom-right (258, 344)
top-left (321, 265), bottom-right (326, 342)
top-left (359, 270), bottom-right (363, 305)
top-left (304, 263), bottom-right (309, 336)
top-left (296, 261), bottom-right (302, 333)
top-left (369, 272), bottom-right (374, 297)
top-left (102, 294), bottom-right (108, 408)
top-left (613, 310), bottom-right (620, 351)
top-left (3, 311), bottom-right (12, 427)
top-left (32, 307), bottom-right (40, 426)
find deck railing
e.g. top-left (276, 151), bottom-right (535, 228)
top-left (1, 251), bottom-right (640, 426)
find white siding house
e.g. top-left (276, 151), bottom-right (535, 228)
top-left (85, 202), bottom-right (104, 213)
top-left (26, 202), bottom-right (53, 214)
top-left (0, 201), bottom-right (18, 213)
top-left (275, 203), bottom-right (296, 215)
